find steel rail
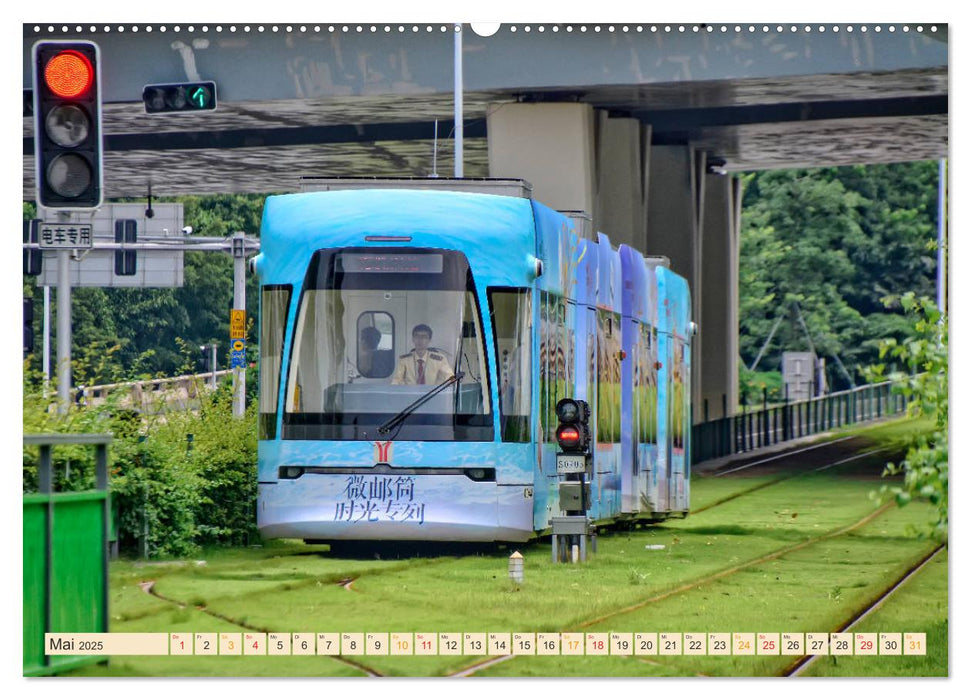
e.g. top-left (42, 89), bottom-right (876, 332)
top-left (784, 543), bottom-right (946, 677)
top-left (448, 500), bottom-right (898, 677)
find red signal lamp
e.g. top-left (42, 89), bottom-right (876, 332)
top-left (554, 397), bottom-right (591, 453)
top-left (557, 426), bottom-right (581, 447)
top-left (33, 41), bottom-right (102, 209)
top-left (44, 50), bottom-right (94, 99)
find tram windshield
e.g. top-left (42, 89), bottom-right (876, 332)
top-left (282, 248), bottom-right (493, 441)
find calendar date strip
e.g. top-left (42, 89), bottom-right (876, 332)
top-left (45, 631), bottom-right (928, 657)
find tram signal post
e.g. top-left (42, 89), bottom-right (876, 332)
top-left (552, 398), bottom-right (596, 563)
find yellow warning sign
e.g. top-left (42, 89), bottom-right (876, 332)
top-left (232, 339), bottom-right (245, 352)
top-left (230, 310), bottom-right (246, 339)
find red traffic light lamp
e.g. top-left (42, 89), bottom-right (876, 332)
top-left (555, 398), bottom-right (591, 454)
top-left (33, 41), bottom-right (103, 209)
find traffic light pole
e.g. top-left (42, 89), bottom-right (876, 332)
top-left (56, 246), bottom-right (71, 413)
top-left (25, 230), bottom-right (259, 414)
top-left (43, 286), bottom-right (51, 386)
top-left (232, 232), bottom-right (246, 418)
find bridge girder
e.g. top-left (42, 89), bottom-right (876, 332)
top-left (22, 23), bottom-right (948, 198)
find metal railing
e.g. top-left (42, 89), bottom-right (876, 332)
top-left (78, 370), bottom-right (233, 413)
top-left (692, 381), bottom-right (906, 464)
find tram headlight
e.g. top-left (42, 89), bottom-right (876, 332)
top-left (464, 468), bottom-right (494, 482)
top-left (279, 466), bottom-right (303, 479)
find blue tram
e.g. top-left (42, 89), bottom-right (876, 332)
top-left (253, 178), bottom-right (692, 542)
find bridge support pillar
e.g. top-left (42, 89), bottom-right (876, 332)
top-left (487, 102), bottom-right (597, 217)
top-left (646, 145), bottom-right (707, 412)
top-left (594, 114), bottom-right (649, 250)
top-left (487, 110), bottom-right (742, 421)
top-left (699, 172), bottom-right (741, 420)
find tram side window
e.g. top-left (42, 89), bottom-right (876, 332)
top-left (671, 339), bottom-right (686, 450)
top-left (456, 290), bottom-right (491, 415)
top-left (539, 292), bottom-right (552, 442)
top-left (636, 322), bottom-right (657, 445)
top-left (540, 292), bottom-right (573, 443)
top-left (259, 285), bottom-right (291, 439)
top-left (597, 310), bottom-right (622, 443)
top-left (488, 287), bottom-right (532, 442)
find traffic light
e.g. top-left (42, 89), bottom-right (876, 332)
top-left (555, 398), bottom-right (591, 454)
top-left (24, 297), bottom-right (34, 359)
top-left (32, 41), bottom-right (102, 209)
top-left (114, 219), bottom-right (137, 276)
top-left (24, 220), bottom-right (42, 276)
top-left (143, 82), bottom-right (217, 114)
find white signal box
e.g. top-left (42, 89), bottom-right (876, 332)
top-left (37, 203), bottom-right (184, 288)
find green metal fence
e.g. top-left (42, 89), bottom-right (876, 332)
top-left (692, 381), bottom-right (906, 464)
top-left (23, 434), bottom-right (111, 677)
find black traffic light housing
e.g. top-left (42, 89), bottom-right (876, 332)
top-left (114, 219), bottom-right (137, 276)
top-left (24, 220), bottom-right (42, 276)
top-left (24, 297), bottom-right (34, 360)
top-left (32, 41), bottom-right (103, 209)
top-left (555, 397), bottom-right (591, 454)
top-left (143, 81), bottom-right (217, 114)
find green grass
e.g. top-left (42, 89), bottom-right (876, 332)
top-left (830, 414), bottom-right (934, 448)
top-left (475, 500), bottom-right (941, 676)
top-left (803, 549), bottom-right (947, 677)
top-left (62, 419), bottom-right (945, 677)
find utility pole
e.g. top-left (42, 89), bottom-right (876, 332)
top-left (55, 215), bottom-right (72, 413)
top-left (454, 23), bottom-right (464, 178)
top-left (231, 232), bottom-right (247, 418)
top-left (937, 158), bottom-right (947, 315)
top-left (43, 286), bottom-right (51, 387)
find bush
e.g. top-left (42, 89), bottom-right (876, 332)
top-left (110, 436), bottom-right (201, 558)
top-left (867, 293), bottom-right (947, 539)
top-left (23, 369), bottom-right (258, 558)
top-left (184, 391), bottom-right (259, 546)
top-left (738, 367), bottom-right (784, 407)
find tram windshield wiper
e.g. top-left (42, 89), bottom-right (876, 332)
top-left (377, 372), bottom-right (465, 436)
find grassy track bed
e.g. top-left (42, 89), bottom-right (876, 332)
top-left (472, 500), bottom-right (941, 677)
top-left (688, 415), bottom-right (930, 511)
top-left (802, 548), bottom-right (947, 677)
top-left (687, 474), bottom-right (783, 511)
top-left (186, 462), bottom-right (897, 677)
top-left (104, 464), bottom-right (893, 676)
top-left (75, 419), bottom-right (942, 677)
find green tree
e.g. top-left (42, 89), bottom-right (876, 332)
top-left (739, 163), bottom-right (939, 390)
top-left (868, 293), bottom-right (947, 539)
top-left (24, 194), bottom-right (266, 381)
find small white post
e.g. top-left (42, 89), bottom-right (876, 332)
top-left (508, 550), bottom-right (524, 582)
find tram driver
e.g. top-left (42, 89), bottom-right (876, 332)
top-left (391, 324), bottom-right (454, 385)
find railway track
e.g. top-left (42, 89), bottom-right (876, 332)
top-left (447, 436), bottom-right (924, 677)
top-left (128, 434), bottom-right (922, 679)
top-left (693, 444), bottom-right (893, 515)
top-left (449, 499), bottom-right (900, 677)
top-left (710, 435), bottom-right (858, 477)
top-left (783, 543), bottom-right (946, 677)
top-left (138, 578), bottom-right (385, 677)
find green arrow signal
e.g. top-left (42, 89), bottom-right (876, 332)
top-left (189, 86), bottom-right (210, 109)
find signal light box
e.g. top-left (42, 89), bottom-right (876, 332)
top-left (32, 40), bottom-right (103, 210)
top-left (143, 82), bottom-right (217, 113)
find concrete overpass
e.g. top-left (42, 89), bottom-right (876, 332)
top-left (22, 22), bottom-right (948, 420)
